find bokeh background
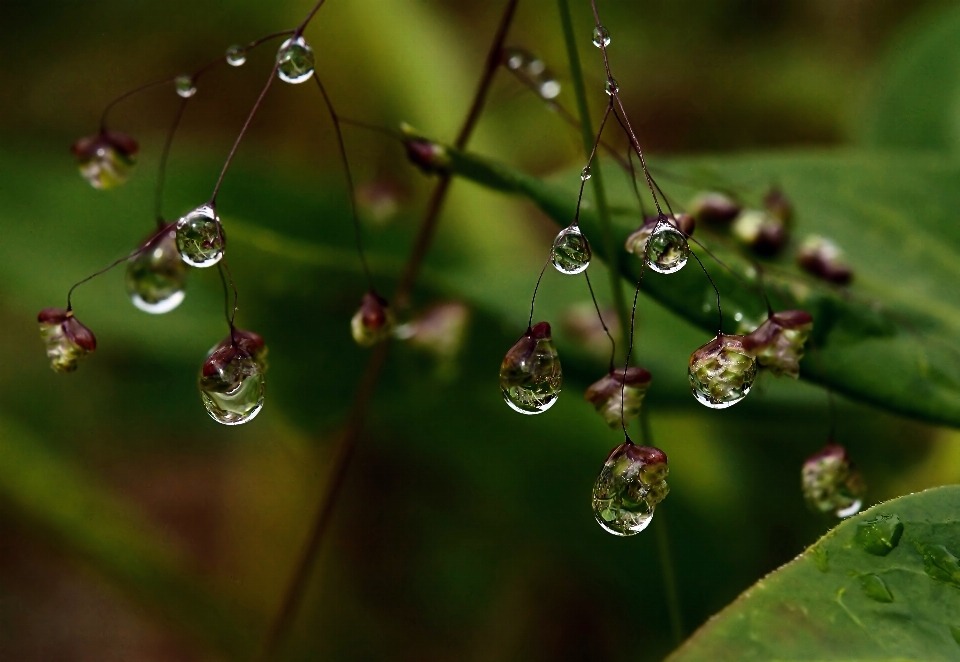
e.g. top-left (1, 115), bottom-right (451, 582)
top-left (2, 0), bottom-right (959, 660)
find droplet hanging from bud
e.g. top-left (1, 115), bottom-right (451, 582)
top-left (742, 310), bottom-right (813, 378)
top-left (798, 235), bottom-right (853, 285)
top-left (37, 308), bottom-right (97, 373)
top-left (646, 221), bottom-right (690, 274)
top-left (126, 223), bottom-right (188, 314)
top-left (688, 334), bottom-right (757, 409)
top-left (688, 191), bottom-right (741, 225)
top-left (499, 322), bottom-right (562, 415)
top-left (174, 75), bottom-right (197, 98)
top-left (625, 215), bottom-right (693, 269)
top-left (276, 36), bottom-right (315, 84)
top-left (802, 443), bottom-right (865, 518)
top-left (592, 443), bottom-right (669, 536)
top-left (199, 330), bottom-right (267, 425)
top-left (592, 26), bottom-right (611, 48)
top-left (71, 131), bottom-right (139, 190)
top-left (584, 366), bottom-right (652, 428)
top-left (351, 292), bottom-right (395, 347)
top-left (551, 225), bottom-right (591, 275)
top-left (225, 45), bottom-right (247, 67)
top-left (175, 204), bottom-right (225, 268)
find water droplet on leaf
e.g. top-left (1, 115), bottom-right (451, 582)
top-left (174, 75), bottom-right (197, 98)
top-left (914, 541), bottom-right (960, 589)
top-left (810, 545), bottom-right (829, 572)
top-left (688, 334), bottom-right (757, 409)
top-left (199, 330), bottom-right (267, 425)
top-left (592, 25), bottom-right (611, 48)
top-left (277, 36), bottom-right (315, 84)
top-left (37, 308), bottom-right (97, 373)
top-left (856, 514), bottom-right (903, 555)
top-left (592, 443), bottom-right (668, 536)
top-left (499, 322), bottom-right (561, 415)
top-left (584, 367), bottom-right (651, 428)
top-left (351, 292), bottom-right (395, 347)
top-left (126, 224), bottom-right (188, 314)
top-left (859, 574), bottom-right (894, 603)
top-left (175, 204), bottom-right (225, 268)
top-left (551, 225), bottom-right (591, 275)
top-left (226, 45), bottom-right (247, 67)
top-left (71, 131), bottom-right (138, 190)
top-left (803, 443), bottom-right (865, 518)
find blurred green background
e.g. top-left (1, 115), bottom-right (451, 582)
top-left (2, 0), bottom-right (960, 660)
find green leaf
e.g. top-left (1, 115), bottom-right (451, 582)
top-left (860, 4), bottom-right (960, 151)
top-left (440, 145), bottom-right (960, 428)
top-left (666, 485), bottom-right (960, 662)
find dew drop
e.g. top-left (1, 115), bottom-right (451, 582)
top-left (551, 225), bottom-right (591, 275)
top-left (37, 309), bottom-right (96, 373)
top-left (859, 574), bottom-right (894, 603)
top-left (499, 322), bottom-right (562, 414)
top-left (226, 45), bottom-right (247, 67)
top-left (538, 78), bottom-right (561, 100)
top-left (277, 36), bottom-right (315, 84)
top-left (126, 224), bottom-right (188, 314)
top-left (592, 443), bottom-right (668, 536)
top-left (581, 165), bottom-right (592, 181)
top-left (199, 331), bottom-right (268, 426)
top-left (505, 49), bottom-right (525, 70)
top-left (174, 75), bottom-right (197, 98)
top-left (175, 204), bottom-right (225, 268)
top-left (72, 132), bottom-right (138, 190)
top-left (527, 58), bottom-right (546, 76)
top-left (592, 25), bottom-right (611, 48)
top-left (915, 541), bottom-right (960, 589)
top-left (605, 77), bottom-right (619, 96)
top-left (855, 514), bottom-right (903, 556)
top-left (802, 443), bottom-right (865, 518)
top-left (810, 545), bottom-right (829, 572)
top-left (688, 334), bottom-right (757, 409)
top-left (646, 223), bottom-right (690, 274)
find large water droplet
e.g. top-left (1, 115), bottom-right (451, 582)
top-left (551, 225), bottom-right (591, 275)
top-left (647, 223), bottom-right (690, 274)
top-left (856, 514), bottom-right (903, 556)
top-left (592, 443), bottom-right (668, 536)
top-left (72, 132), bottom-right (138, 190)
top-left (499, 322), bottom-right (561, 414)
top-left (226, 45), bottom-right (247, 67)
top-left (277, 36), bottom-right (315, 84)
top-left (592, 25), bottom-right (611, 48)
top-left (802, 443), bottom-right (865, 518)
top-left (37, 308), bottom-right (97, 373)
top-left (915, 541), bottom-right (960, 589)
top-left (859, 574), bottom-right (893, 603)
top-left (126, 224), bottom-right (188, 314)
top-left (175, 204), bottom-right (225, 268)
top-left (174, 75), bottom-right (197, 98)
top-left (688, 334), bottom-right (757, 409)
top-left (199, 336), bottom-right (266, 425)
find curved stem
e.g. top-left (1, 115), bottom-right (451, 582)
top-left (154, 98), bottom-right (189, 226)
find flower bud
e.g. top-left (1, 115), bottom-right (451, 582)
top-left (199, 334), bottom-right (266, 426)
top-left (797, 235), bottom-right (853, 285)
top-left (742, 310), bottom-right (813, 378)
top-left (37, 308), bottom-right (97, 373)
top-left (592, 443), bottom-right (669, 536)
top-left (731, 210), bottom-right (787, 256)
top-left (688, 334), bottom-right (757, 409)
top-left (802, 443), bottom-right (865, 518)
top-left (499, 321), bottom-right (562, 415)
top-left (584, 366), bottom-right (652, 428)
top-left (688, 191), bottom-right (741, 225)
top-left (71, 131), bottom-right (138, 190)
top-left (351, 292), bottom-right (395, 347)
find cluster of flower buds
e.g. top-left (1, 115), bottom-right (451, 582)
top-left (797, 235), bottom-right (853, 285)
top-left (499, 321), bottom-right (562, 415)
top-left (502, 47), bottom-right (561, 100)
top-left (801, 442), bottom-right (865, 518)
top-left (690, 187), bottom-right (791, 256)
top-left (199, 329), bottom-right (268, 425)
top-left (37, 309), bottom-right (97, 373)
top-left (742, 310), bottom-right (813, 378)
top-left (71, 131), bottom-right (139, 190)
top-left (584, 367), bottom-right (651, 428)
top-left (592, 443), bottom-right (669, 535)
top-left (624, 213), bottom-right (694, 274)
top-left (688, 334), bottom-right (757, 409)
top-left (351, 291), bottom-right (395, 347)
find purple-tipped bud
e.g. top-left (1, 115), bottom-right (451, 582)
top-left (37, 308), bottom-right (96, 373)
top-left (742, 310), bottom-right (813, 378)
top-left (797, 235), bottom-right (853, 285)
top-left (731, 210), bottom-right (788, 256)
top-left (584, 367), bottom-right (652, 428)
top-left (351, 292), bottom-right (395, 347)
top-left (592, 442), bottom-right (669, 536)
top-left (763, 187), bottom-right (793, 224)
top-left (802, 443), bottom-right (865, 518)
top-left (208, 329), bottom-right (268, 372)
top-left (71, 131), bottom-right (139, 190)
top-left (688, 192), bottom-right (741, 225)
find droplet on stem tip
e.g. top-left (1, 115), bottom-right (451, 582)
top-left (276, 36), bottom-right (315, 84)
top-left (592, 443), bottom-right (668, 536)
top-left (499, 322), bottom-right (562, 414)
top-left (551, 225), bottom-right (591, 275)
top-left (37, 308), bottom-right (97, 373)
top-left (126, 223), bottom-right (188, 314)
top-left (688, 334), bottom-right (757, 408)
top-left (71, 131), bottom-right (138, 190)
top-left (175, 204), bottom-right (225, 268)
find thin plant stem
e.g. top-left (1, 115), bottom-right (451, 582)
top-left (584, 270), bottom-right (616, 371)
top-left (558, 0), bottom-right (628, 355)
top-left (154, 98), bottom-right (189, 226)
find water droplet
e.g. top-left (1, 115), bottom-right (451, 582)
top-left (505, 48), bottom-right (525, 70)
top-left (688, 334), bottom-right (757, 409)
top-left (199, 331), bottom-right (267, 426)
top-left (646, 223), bottom-right (690, 274)
top-left (72, 132), bottom-right (138, 190)
top-left (592, 25), bottom-right (611, 48)
top-left (126, 224), bottom-right (188, 314)
top-left (277, 36), bottom-right (315, 84)
top-left (538, 78), bottom-right (561, 100)
top-left (174, 75), bottom-right (197, 98)
top-left (225, 45), bottom-right (247, 67)
top-left (175, 204), bottom-right (225, 268)
top-left (592, 443), bottom-right (668, 536)
top-left (584, 367), bottom-right (651, 428)
top-left (527, 58), bottom-right (546, 76)
top-left (802, 443), bottom-right (865, 518)
top-left (915, 541), bottom-right (960, 589)
top-left (37, 309), bottom-right (96, 373)
top-left (605, 77), bottom-right (619, 96)
top-left (734, 312), bottom-right (743, 322)
top-left (810, 545), bottom-right (829, 572)
top-left (351, 292), bottom-right (395, 347)
top-left (580, 166), bottom-right (592, 181)
top-left (551, 225), bottom-right (591, 275)
top-left (859, 574), bottom-right (894, 603)
top-left (856, 514), bottom-right (903, 556)
top-left (499, 322), bottom-right (561, 414)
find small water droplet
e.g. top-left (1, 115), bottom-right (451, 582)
top-left (581, 165), bottom-right (592, 181)
top-left (915, 541), bottom-right (960, 589)
top-left (174, 75), bottom-right (197, 98)
top-left (505, 49), bottom-right (525, 70)
top-left (226, 45), bottom-right (247, 67)
top-left (810, 545), bottom-right (829, 572)
top-left (277, 36), bottom-right (315, 84)
top-left (856, 514), bottom-right (903, 556)
top-left (688, 335), bottom-right (757, 409)
top-left (551, 225), bottom-right (591, 275)
top-left (538, 78), bottom-right (561, 99)
top-left (859, 574), bottom-right (893, 603)
top-left (126, 224), bottom-right (188, 314)
top-left (734, 312), bottom-right (743, 322)
top-left (200, 338), bottom-right (266, 425)
top-left (592, 443), bottom-right (668, 536)
top-left (175, 204), bottom-right (225, 268)
top-left (646, 223), bottom-right (689, 274)
top-left (499, 322), bottom-right (561, 414)
top-left (605, 77), bottom-right (619, 96)
top-left (592, 25), bottom-right (611, 48)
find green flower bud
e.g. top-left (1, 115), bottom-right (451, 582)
top-left (802, 443), bottom-right (865, 518)
top-left (584, 366), bottom-right (652, 428)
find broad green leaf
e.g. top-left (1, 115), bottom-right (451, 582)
top-left (666, 485), bottom-right (960, 662)
top-left (860, 4), bottom-right (960, 151)
top-left (440, 145), bottom-right (960, 429)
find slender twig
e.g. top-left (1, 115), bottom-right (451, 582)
top-left (584, 270), bottom-right (616, 371)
